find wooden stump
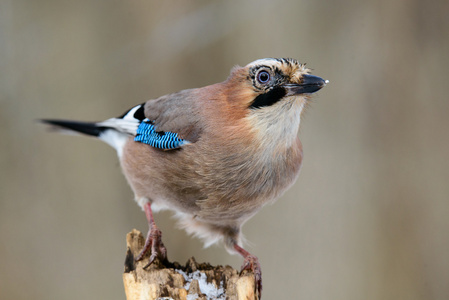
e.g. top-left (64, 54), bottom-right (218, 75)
top-left (123, 229), bottom-right (259, 300)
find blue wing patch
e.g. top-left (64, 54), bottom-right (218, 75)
top-left (134, 119), bottom-right (187, 150)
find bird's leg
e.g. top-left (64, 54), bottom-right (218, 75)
top-left (234, 243), bottom-right (262, 298)
top-left (135, 202), bottom-right (167, 268)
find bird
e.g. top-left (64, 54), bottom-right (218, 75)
top-left (42, 57), bottom-right (327, 297)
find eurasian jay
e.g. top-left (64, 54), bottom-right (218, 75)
top-left (42, 58), bottom-right (327, 296)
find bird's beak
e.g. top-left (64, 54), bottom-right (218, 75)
top-left (284, 74), bottom-right (328, 96)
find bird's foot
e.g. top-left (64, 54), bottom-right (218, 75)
top-left (241, 254), bottom-right (262, 298)
top-left (135, 224), bottom-right (167, 268)
top-left (234, 243), bottom-right (262, 298)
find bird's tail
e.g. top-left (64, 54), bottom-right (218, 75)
top-left (40, 119), bottom-right (105, 137)
top-left (41, 104), bottom-right (144, 155)
top-left (41, 103), bottom-right (144, 137)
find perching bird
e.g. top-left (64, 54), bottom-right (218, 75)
top-left (42, 58), bottom-right (327, 297)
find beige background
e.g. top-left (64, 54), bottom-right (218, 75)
top-left (1, 0), bottom-right (449, 299)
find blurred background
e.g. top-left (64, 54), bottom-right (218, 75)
top-left (1, 0), bottom-right (448, 299)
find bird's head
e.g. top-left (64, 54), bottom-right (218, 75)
top-left (219, 58), bottom-right (327, 147)
top-left (227, 57), bottom-right (326, 109)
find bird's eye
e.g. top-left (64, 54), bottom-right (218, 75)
top-left (257, 70), bottom-right (271, 84)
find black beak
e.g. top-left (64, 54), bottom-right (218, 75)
top-left (284, 74), bottom-right (328, 96)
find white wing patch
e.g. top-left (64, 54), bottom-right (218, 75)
top-left (96, 104), bottom-right (144, 157)
top-left (98, 104), bottom-right (142, 135)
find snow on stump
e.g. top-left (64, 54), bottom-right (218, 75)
top-left (123, 229), bottom-right (259, 300)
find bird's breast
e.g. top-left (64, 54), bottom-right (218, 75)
top-left (197, 97), bottom-right (305, 221)
top-left (191, 120), bottom-right (303, 223)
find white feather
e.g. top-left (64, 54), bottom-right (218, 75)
top-left (96, 104), bottom-right (144, 156)
top-left (97, 104), bottom-right (142, 135)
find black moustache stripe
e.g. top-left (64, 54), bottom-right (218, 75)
top-left (250, 87), bottom-right (287, 109)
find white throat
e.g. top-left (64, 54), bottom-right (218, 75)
top-left (247, 96), bottom-right (305, 150)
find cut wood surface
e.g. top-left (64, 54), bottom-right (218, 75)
top-left (123, 229), bottom-right (259, 300)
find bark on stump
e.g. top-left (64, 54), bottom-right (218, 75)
top-left (123, 229), bottom-right (259, 300)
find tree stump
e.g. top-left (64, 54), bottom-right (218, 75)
top-left (123, 229), bottom-right (259, 300)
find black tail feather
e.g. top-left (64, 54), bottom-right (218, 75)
top-left (40, 119), bottom-right (104, 137)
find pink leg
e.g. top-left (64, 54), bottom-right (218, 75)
top-left (135, 202), bottom-right (167, 268)
top-left (234, 243), bottom-right (262, 298)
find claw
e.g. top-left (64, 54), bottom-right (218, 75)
top-left (241, 254), bottom-right (262, 298)
top-left (234, 243), bottom-right (263, 299)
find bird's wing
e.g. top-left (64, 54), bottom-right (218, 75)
top-left (96, 89), bottom-right (203, 151)
top-left (143, 89), bottom-right (203, 144)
